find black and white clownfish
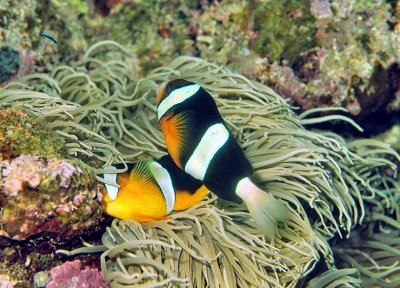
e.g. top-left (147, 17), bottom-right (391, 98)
top-left (100, 155), bottom-right (209, 222)
top-left (156, 79), bottom-right (289, 237)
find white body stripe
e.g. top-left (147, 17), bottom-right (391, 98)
top-left (157, 84), bottom-right (200, 121)
top-left (148, 162), bottom-right (175, 214)
top-left (103, 166), bottom-right (119, 200)
top-left (185, 123), bottom-right (229, 180)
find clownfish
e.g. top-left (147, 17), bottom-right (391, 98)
top-left (100, 155), bottom-right (209, 222)
top-left (156, 79), bottom-right (289, 237)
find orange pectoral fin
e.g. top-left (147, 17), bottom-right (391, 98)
top-left (160, 111), bottom-right (193, 169)
top-left (173, 185), bottom-right (209, 211)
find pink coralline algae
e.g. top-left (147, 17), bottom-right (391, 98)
top-left (0, 275), bottom-right (14, 288)
top-left (310, 0), bottom-right (332, 19)
top-left (0, 154), bottom-right (102, 241)
top-left (2, 155), bottom-right (43, 196)
top-left (1, 155), bottom-right (80, 196)
top-left (47, 260), bottom-right (107, 288)
top-left (48, 160), bottom-right (82, 189)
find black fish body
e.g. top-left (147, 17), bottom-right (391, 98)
top-left (157, 79), bottom-right (289, 237)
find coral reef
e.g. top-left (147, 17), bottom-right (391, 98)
top-left (2, 0), bottom-right (399, 133)
top-left (252, 0), bottom-right (400, 120)
top-left (0, 275), bottom-right (15, 288)
top-left (0, 0), bottom-right (40, 50)
top-left (0, 154), bottom-right (100, 241)
top-left (80, 0), bottom-right (400, 123)
top-left (251, 0), bottom-right (317, 63)
top-left (88, 0), bottom-right (255, 73)
top-left (0, 107), bottom-right (65, 160)
top-left (0, 47), bottom-right (20, 83)
top-left (0, 0), bottom-right (92, 85)
top-left (4, 41), bottom-right (395, 287)
top-left (0, 106), bottom-right (103, 241)
top-left (0, 0), bottom-right (40, 82)
top-left (0, 244), bottom-right (104, 288)
top-left (46, 259), bottom-right (107, 288)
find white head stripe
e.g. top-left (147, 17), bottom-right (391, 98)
top-left (184, 123), bottom-right (229, 180)
top-left (103, 166), bottom-right (119, 201)
top-left (157, 84), bottom-right (200, 121)
top-left (148, 162), bottom-right (175, 214)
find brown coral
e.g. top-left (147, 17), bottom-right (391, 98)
top-left (0, 107), bottom-right (103, 241)
top-left (0, 155), bottom-right (102, 241)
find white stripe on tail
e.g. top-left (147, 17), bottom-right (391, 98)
top-left (235, 177), bottom-right (289, 238)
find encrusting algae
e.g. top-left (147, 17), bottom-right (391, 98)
top-left (0, 106), bottom-right (104, 241)
top-left (0, 41), bottom-right (399, 287)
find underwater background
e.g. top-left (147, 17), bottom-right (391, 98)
top-left (0, 0), bottom-right (399, 287)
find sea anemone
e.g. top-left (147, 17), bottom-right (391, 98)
top-left (1, 41), bottom-right (398, 287)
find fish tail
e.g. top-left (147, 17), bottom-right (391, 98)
top-left (235, 177), bottom-right (289, 239)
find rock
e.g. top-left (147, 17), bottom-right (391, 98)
top-left (0, 47), bottom-right (20, 83)
top-left (0, 107), bottom-right (102, 241)
top-left (0, 274), bottom-right (15, 288)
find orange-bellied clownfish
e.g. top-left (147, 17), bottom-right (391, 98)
top-left (156, 79), bottom-right (289, 237)
top-left (100, 154), bottom-right (209, 222)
